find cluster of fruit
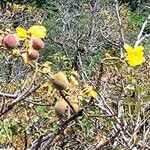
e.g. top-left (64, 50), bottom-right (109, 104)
top-left (3, 33), bottom-right (44, 61)
top-left (53, 72), bottom-right (79, 117)
top-left (2, 26), bottom-right (97, 118)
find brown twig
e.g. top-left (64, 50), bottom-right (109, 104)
top-left (114, 0), bottom-right (125, 58)
top-left (94, 129), bottom-right (120, 150)
top-left (59, 90), bottom-right (76, 114)
top-left (96, 62), bottom-right (104, 90)
top-left (28, 109), bottom-right (84, 150)
top-left (23, 130), bottom-right (28, 150)
top-left (0, 70), bottom-right (39, 117)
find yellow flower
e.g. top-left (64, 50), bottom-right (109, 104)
top-left (16, 25), bottom-right (47, 39)
top-left (124, 44), bottom-right (145, 67)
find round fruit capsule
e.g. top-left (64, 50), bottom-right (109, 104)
top-left (32, 38), bottom-right (44, 50)
top-left (3, 34), bottom-right (18, 49)
top-left (27, 49), bottom-right (39, 60)
top-left (53, 72), bottom-right (69, 90)
top-left (55, 100), bottom-right (69, 116)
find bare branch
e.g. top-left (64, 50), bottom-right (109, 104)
top-left (114, 0), bottom-right (125, 57)
top-left (0, 70), bottom-right (38, 117)
top-left (94, 129), bottom-right (120, 150)
top-left (134, 15), bottom-right (150, 47)
top-left (0, 92), bottom-right (17, 99)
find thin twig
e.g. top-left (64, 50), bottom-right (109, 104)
top-left (114, 0), bottom-right (125, 58)
top-left (0, 70), bottom-right (38, 117)
top-left (0, 92), bottom-right (17, 99)
top-left (59, 90), bottom-right (76, 114)
top-left (94, 129), bottom-right (120, 150)
top-left (134, 15), bottom-right (150, 47)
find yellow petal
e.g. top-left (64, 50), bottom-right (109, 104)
top-left (28, 25), bottom-right (47, 38)
top-left (42, 67), bottom-right (51, 74)
top-left (124, 44), bottom-right (133, 53)
top-left (24, 39), bottom-right (32, 48)
top-left (124, 44), bottom-right (145, 67)
top-left (43, 61), bottom-right (52, 67)
top-left (16, 27), bottom-right (27, 38)
top-left (69, 75), bottom-right (78, 87)
top-left (134, 46), bottom-right (144, 56)
top-left (134, 46), bottom-right (144, 52)
top-left (127, 55), bottom-right (145, 67)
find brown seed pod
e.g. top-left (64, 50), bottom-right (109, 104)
top-left (27, 49), bottom-right (39, 60)
top-left (55, 100), bottom-right (69, 116)
top-left (32, 38), bottom-right (44, 50)
top-left (55, 100), bottom-right (79, 117)
top-left (3, 34), bottom-right (18, 49)
top-left (53, 72), bottom-right (69, 90)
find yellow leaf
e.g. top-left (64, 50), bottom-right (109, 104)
top-left (24, 39), bottom-right (32, 48)
top-left (16, 27), bottom-right (27, 38)
top-left (28, 25), bottom-right (47, 38)
top-left (12, 49), bottom-right (20, 57)
top-left (105, 53), bottom-right (112, 58)
top-left (43, 61), bottom-right (52, 67)
top-left (69, 75), bottom-right (78, 87)
top-left (41, 61), bottom-right (51, 73)
top-left (0, 29), bottom-right (4, 34)
top-left (83, 84), bottom-right (98, 98)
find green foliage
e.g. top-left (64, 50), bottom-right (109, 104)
top-left (128, 12), bottom-right (147, 26)
top-left (36, 106), bottom-right (49, 119)
top-left (0, 1), bottom-right (149, 149)
top-left (78, 116), bottom-right (93, 136)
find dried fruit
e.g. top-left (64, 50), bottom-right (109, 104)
top-left (55, 100), bottom-right (69, 116)
top-left (3, 34), bottom-right (18, 49)
top-left (55, 100), bottom-right (79, 116)
top-left (32, 38), bottom-right (44, 50)
top-left (53, 72), bottom-right (69, 90)
top-left (27, 49), bottom-right (39, 60)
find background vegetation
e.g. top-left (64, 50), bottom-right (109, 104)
top-left (0, 0), bottom-right (149, 149)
